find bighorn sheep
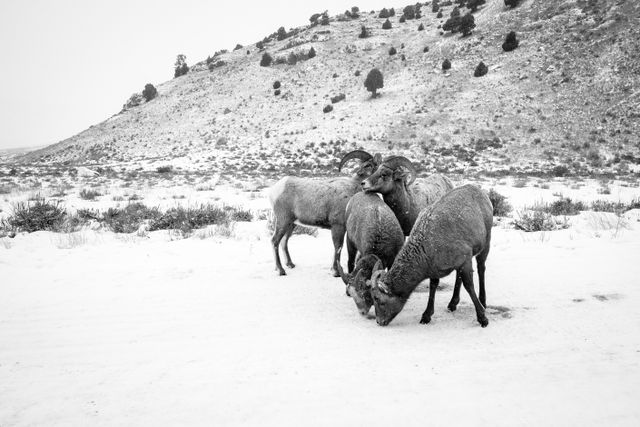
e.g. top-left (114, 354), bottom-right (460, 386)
top-left (361, 156), bottom-right (454, 235)
top-left (335, 192), bottom-right (404, 315)
top-left (269, 150), bottom-right (380, 276)
top-left (369, 184), bottom-right (493, 327)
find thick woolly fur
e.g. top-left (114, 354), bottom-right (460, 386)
top-left (269, 176), bottom-right (362, 276)
top-left (371, 184), bottom-right (493, 327)
top-left (340, 192), bottom-right (405, 315)
top-left (363, 169), bottom-right (454, 235)
top-left (344, 192), bottom-right (404, 269)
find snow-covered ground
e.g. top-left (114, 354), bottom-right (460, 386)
top-left (2, 179), bottom-right (640, 426)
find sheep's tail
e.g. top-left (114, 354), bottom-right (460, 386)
top-left (268, 177), bottom-right (289, 207)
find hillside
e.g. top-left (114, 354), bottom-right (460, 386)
top-left (18, 0), bottom-right (640, 178)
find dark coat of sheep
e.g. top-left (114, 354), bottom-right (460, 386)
top-left (361, 156), bottom-right (454, 235)
top-left (369, 184), bottom-right (493, 327)
top-left (335, 192), bottom-right (404, 315)
top-left (269, 150), bottom-right (380, 276)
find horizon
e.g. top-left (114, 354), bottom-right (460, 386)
top-left (0, 0), bottom-right (392, 150)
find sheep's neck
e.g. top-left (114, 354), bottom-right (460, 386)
top-left (386, 258), bottom-right (429, 299)
top-left (384, 231), bottom-right (439, 299)
top-left (382, 184), bottom-right (415, 236)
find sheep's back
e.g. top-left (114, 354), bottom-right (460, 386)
top-left (410, 174), bottom-right (455, 211)
top-left (270, 176), bottom-right (360, 227)
top-left (394, 184), bottom-right (492, 277)
top-left (346, 193), bottom-right (404, 265)
top-left (424, 184), bottom-right (490, 242)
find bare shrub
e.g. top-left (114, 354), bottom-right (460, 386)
top-left (102, 203), bottom-right (161, 234)
top-left (2, 198), bottom-right (67, 233)
top-left (514, 209), bottom-right (568, 232)
top-left (488, 189), bottom-right (512, 217)
top-left (79, 188), bottom-right (102, 200)
top-left (156, 165), bottom-right (173, 174)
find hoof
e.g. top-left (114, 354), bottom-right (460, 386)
top-left (447, 303), bottom-right (457, 312)
top-left (332, 271), bottom-right (341, 278)
top-left (479, 317), bottom-right (489, 328)
top-left (420, 315), bottom-right (431, 324)
top-left (278, 270), bottom-right (287, 276)
top-left (286, 262), bottom-right (296, 268)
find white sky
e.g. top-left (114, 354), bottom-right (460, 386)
top-left (0, 0), bottom-right (393, 150)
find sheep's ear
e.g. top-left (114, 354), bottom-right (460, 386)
top-left (393, 168), bottom-right (410, 182)
top-left (373, 153), bottom-right (382, 166)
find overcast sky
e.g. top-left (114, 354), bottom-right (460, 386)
top-left (0, 0), bottom-right (393, 150)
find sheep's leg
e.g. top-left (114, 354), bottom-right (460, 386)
top-left (460, 261), bottom-right (488, 327)
top-left (330, 225), bottom-right (346, 277)
top-left (420, 278), bottom-right (439, 324)
top-left (447, 272), bottom-right (462, 312)
top-left (476, 243), bottom-right (490, 307)
top-left (271, 218), bottom-right (292, 276)
top-left (346, 238), bottom-right (357, 274)
top-left (282, 223), bottom-right (296, 268)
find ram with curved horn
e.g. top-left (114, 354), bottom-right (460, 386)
top-left (339, 150), bottom-right (382, 173)
top-left (369, 184), bottom-right (493, 327)
top-left (334, 191), bottom-right (404, 315)
top-left (361, 155), bottom-right (454, 236)
top-left (269, 150), bottom-right (380, 276)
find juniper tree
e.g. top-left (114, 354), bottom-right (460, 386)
top-left (260, 52), bottom-right (273, 67)
top-left (502, 31), bottom-right (519, 51)
top-left (364, 68), bottom-right (384, 98)
top-left (173, 54), bottom-right (188, 78)
top-left (474, 61), bottom-right (488, 77)
top-left (443, 16), bottom-right (462, 33)
top-left (467, 0), bottom-right (485, 12)
top-left (142, 84), bottom-right (157, 102)
top-left (277, 27), bottom-right (288, 41)
top-left (459, 13), bottom-right (475, 36)
top-left (403, 5), bottom-right (416, 19)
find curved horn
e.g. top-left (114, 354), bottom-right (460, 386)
top-left (335, 262), bottom-right (350, 286)
top-left (372, 258), bottom-right (384, 273)
top-left (382, 156), bottom-right (417, 186)
top-left (371, 270), bottom-right (384, 288)
top-left (378, 281), bottom-right (391, 295)
top-left (338, 150), bottom-right (374, 172)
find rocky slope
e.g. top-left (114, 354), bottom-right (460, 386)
top-left (17, 0), bottom-right (640, 178)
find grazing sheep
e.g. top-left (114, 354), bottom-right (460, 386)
top-left (361, 156), bottom-right (454, 235)
top-left (269, 150), bottom-right (379, 276)
top-left (335, 192), bottom-right (404, 315)
top-left (369, 184), bottom-right (493, 327)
